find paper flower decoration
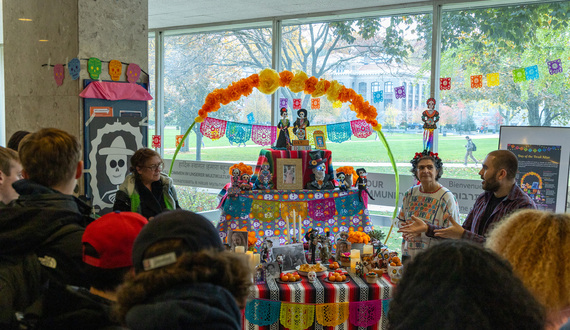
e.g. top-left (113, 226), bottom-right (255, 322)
top-left (311, 98), bottom-right (320, 110)
top-left (440, 77), bottom-right (451, 90)
top-left (548, 59), bottom-right (562, 75)
top-left (279, 97), bottom-right (288, 108)
top-left (175, 135), bottom-right (185, 147)
top-left (470, 75), bottom-right (482, 89)
top-left (513, 68), bottom-right (526, 83)
top-left (152, 135), bottom-right (161, 148)
top-left (293, 98), bottom-right (302, 110)
top-left (54, 64), bottom-right (64, 86)
top-left (525, 65), bottom-right (539, 80)
top-left (311, 79), bottom-right (330, 98)
top-left (332, 100), bottom-right (342, 109)
top-left (487, 73), bottom-right (500, 87)
top-left (373, 91), bottom-right (383, 103)
top-left (257, 68), bottom-right (280, 94)
top-left (394, 86), bottom-right (406, 99)
top-left (289, 71), bottom-right (309, 93)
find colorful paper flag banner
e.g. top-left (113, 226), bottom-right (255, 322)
top-left (487, 73), bottom-right (499, 87)
top-left (151, 135), bottom-right (161, 148)
top-left (279, 97), bottom-right (288, 108)
top-left (175, 135), bottom-right (185, 147)
top-left (513, 68), bottom-right (526, 83)
top-left (470, 75), bottom-right (482, 89)
top-left (394, 86), bottom-right (406, 99)
top-left (548, 59), bottom-right (562, 75)
top-left (293, 98), bottom-right (302, 109)
top-left (440, 77), bottom-right (451, 90)
top-left (525, 65), bottom-right (539, 80)
top-left (373, 91), bottom-right (383, 103)
top-left (311, 98), bottom-right (321, 110)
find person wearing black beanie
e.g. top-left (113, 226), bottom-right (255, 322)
top-left (115, 210), bottom-right (252, 330)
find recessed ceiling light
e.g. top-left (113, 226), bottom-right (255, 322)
top-left (18, 18), bottom-right (33, 21)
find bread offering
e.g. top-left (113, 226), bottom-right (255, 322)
top-left (296, 263), bottom-right (326, 276)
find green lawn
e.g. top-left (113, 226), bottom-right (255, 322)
top-left (151, 128), bottom-right (497, 180)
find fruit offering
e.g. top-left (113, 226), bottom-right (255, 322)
top-left (328, 261), bottom-right (340, 270)
top-left (327, 270), bottom-right (347, 282)
top-left (280, 272), bottom-right (301, 282)
top-left (389, 256), bottom-right (402, 267)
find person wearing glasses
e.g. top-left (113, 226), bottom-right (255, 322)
top-left (113, 148), bottom-right (180, 219)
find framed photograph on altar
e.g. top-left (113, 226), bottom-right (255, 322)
top-left (271, 243), bottom-right (306, 271)
top-left (313, 130), bottom-right (326, 150)
top-left (276, 158), bottom-right (303, 190)
top-left (263, 262), bottom-right (280, 279)
top-left (228, 230), bottom-right (248, 252)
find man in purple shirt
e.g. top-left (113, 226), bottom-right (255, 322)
top-left (399, 150), bottom-right (536, 244)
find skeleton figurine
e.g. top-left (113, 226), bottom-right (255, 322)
top-left (293, 109), bottom-right (310, 139)
top-left (276, 255), bottom-right (284, 272)
top-left (240, 173), bottom-right (253, 191)
top-left (304, 229), bottom-right (318, 263)
top-left (307, 271), bottom-right (317, 283)
top-left (306, 156), bottom-right (334, 190)
top-left (227, 166), bottom-right (241, 197)
top-left (356, 168), bottom-right (375, 202)
top-left (336, 171), bottom-right (351, 192)
top-left (318, 232), bottom-right (332, 264)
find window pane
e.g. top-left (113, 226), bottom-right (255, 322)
top-left (440, 2), bottom-right (570, 179)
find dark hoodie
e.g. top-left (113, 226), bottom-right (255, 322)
top-left (125, 282), bottom-right (241, 330)
top-left (0, 180), bottom-right (92, 327)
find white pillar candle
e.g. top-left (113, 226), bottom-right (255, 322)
top-left (235, 246), bottom-right (245, 253)
top-left (253, 253), bottom-right (260, 266)
top-left (292, 214), bottom-right (296, 241)
top-left (350, 249), bottom-right (360, 259)
top-left (298, 215), bottom-right (302, 243)
top-left (287, 216), bottom-right (291, 244)
top-left (350, 258), bottom-right (358, 273)
top-left (363, 244), bottom-right (373, 255)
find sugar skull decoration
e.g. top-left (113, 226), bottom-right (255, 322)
top-left (307, 271), bottom-right (317, 283)
top-left (87, 57), bottom-right (102, 80)
top-left (126, 63), bottom-right (141, 83)
top-left (99, 136), bottom-right (132, 186)
top-left (53, 64), bottom-right (64, 86)
top-left (108, 60), bottom-right (122, 81)
top-left (421, 98), bottom-right (439, 130)
top-left (68, 58), bottom-right (80, 80)
top-left (388, 263), bottom-right (403, 283)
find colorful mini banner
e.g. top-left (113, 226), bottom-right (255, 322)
top-left (279, 97), bottom-right (288, 108)
top-left (373, 91), bottom-right (383, 103)
top-left (305, 125), bottom-right (327, 147)
top-left (349, 300), bottom-right (383, 327)
top-left (280, 201), bottom-right (308, 221)
top-left (251, 125), bottom-right (277, 146)
top-left (308, 198), bottom-right (335, 221)
top-left (440, 77), bottom-right (451, 90)
top-left (525, 65), bottom-right (539, 80)
top-left (247, 112), bottom-right (255, 124)
top-left (311, 98), bottom-right (321, 110)
top-left (175, 134), bottom-right (184, 147)
top-left (293, 98), bottom-right (302, 110)
top-left (513, 68), bottom-right (526, 83)
top-left (226, 121), bottom-right (252, 144)
top-left (487, 73), bottom-right (499, 87)
top-left (548, 59), bottom-right (562, 75)
top-left (252, 200), bottom-right (280, 222)
top-left (151, 135), bottom-right (161, 148)
top-left (327, 122), bottom-right (352, 143)
top-left (335, 193), bottom-right (363, 217)
top-left (223, 195), bottom-right (253, 218)
top-left (316, 302), bottom-right (349, 327)
top-left (200, 117), bottom-right (227, 140)
top-left (245, 299), bottom-right (281, 326)
top-left (470, 75), bottom-right (483, 88)
top-left (280, 303), bottom-right (315, 330)
top-left (350, 120), bottom-right (373, 139)
top-left (394, 86), bottom-right (406, 99)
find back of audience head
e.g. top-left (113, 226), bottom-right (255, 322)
top-left (486, 209), bottom-right (570, 313)
top-left (387, 240), bottom-right (545, 330)
top-left (18, 128), bottom-right (81, 192)
top-left (486, 149), bottom-right (518, 181)
top-left (115, 209), bottom-right (252, 326)
top-left (7, 130), bottom-right (30, 151)
top-left (82, 211), bottom-right (147, 296)
top-left (0, 146), bottom-right (22, 204)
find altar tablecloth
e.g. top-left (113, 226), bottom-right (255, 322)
top-left (244, 272), bottom-right (394, 330)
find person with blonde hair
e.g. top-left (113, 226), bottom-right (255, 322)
top-left (486, 209), bottom-right (570, 329)
top-left (0, 146), bottom-right (22, 206)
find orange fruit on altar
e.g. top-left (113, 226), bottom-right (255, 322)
top-left (329, 275), bottom-right (336, 281)
top-left (390, 262), bottom-right (396, 266)
top-left (294, 274), bottom-right (301, 281)
top-left (280, 275), bottom-right (288, 281)
top-left (392, 256), bottom-right (401, 264)
top-left (341, 275), bottom-right (346, 281)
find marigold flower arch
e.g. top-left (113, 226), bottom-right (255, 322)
top-left (168, 68), bottom-right (400, 244)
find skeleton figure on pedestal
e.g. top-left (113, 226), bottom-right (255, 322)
top-left (293, 109), bottom-right (310, 140)
top-left (306, 154), bottom-right (334, 190)
top-left (336, 171), bottom-right (351, 192)
top-left (356, 168), bottom-right (375, 202)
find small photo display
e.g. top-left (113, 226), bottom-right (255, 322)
top-left (228, 230), bottom-right (248, 252)
top-left (272, 243), bottom-right (306, 271)
top-left (263, 262), bottom-right (280, 279)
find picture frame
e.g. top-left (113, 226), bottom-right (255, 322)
top-left (276, 158), bottom-right (304, 190)
top-left (271, 243), bottom-right (306, 271)
top-left (262, 262), bottom-right (280, 279)
top-left (228, 230), bottom-right (248, 252)
top-left (313, 130), bottom-right (326, 150)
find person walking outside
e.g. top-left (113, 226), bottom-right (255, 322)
top-left (464, 136), bottom-right (478, 166)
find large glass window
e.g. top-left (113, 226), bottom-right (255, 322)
top-left (437, 2), bottom-right (570, 179)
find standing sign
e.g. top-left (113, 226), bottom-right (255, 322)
top-left (499, 126), bottom-right (570, 212)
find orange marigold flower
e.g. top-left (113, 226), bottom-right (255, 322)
top-left (289, 71), bottom-right (309, 93)
top-left (258, 68), bottom-right (280, 95)
top-left (227, 84), bottom-right (242, 102)
top-left (337, 87), bottom-right (352, 103)
top-left (304, 76), bottom-right (318, 94)
top-left (279, 70), bottom-right (294, 87)
top-left (220, 89), bottom-right (233, 105)
top-left (312, 79), bottom-right (330, 98)
top-left (326, 80), bottom-right (343, 102)
top-left (247, 74), bottom-right (260, 88)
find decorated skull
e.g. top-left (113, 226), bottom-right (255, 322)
top-left (68, 58), bottom-right (80, 80)
top-left (99, 136), bottom-right (131, 185)
top-left (108, 60), bottom-right (122, 81)
top-left (53, 64), bottom-right (64, 86)
top-left (87, 57), bottom-right (102, 79)
top-left (388, 264), bottom-right (403, 283)
top-left (307, 271), bottom-right (317, 283)
top-left (126, 63), bottom-right (141, 83)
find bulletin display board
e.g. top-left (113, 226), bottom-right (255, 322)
top-left (82, 79), bottom-right (148, 215)
top-left (499, 126), bottom-right (570, 212)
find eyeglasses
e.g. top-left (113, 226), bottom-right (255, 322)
top-left (143, 162), bottom-right (164, 172)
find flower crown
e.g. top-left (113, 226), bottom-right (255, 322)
top-left (411, 150), bottom-right (443, 169)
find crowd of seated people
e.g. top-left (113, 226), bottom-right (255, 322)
top-left (0, 127), bottom-right (569, 329)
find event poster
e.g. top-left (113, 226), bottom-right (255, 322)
top-left (508, 144), bottom-right (561, 211)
